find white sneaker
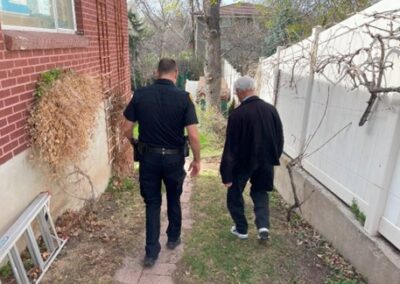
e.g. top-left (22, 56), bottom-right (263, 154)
top-left (230, 226), bottom-right (248, 239)
top-left (258, 228), bottom-right (270, 241)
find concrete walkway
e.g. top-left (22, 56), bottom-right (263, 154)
top-left (114, 179), bottom-right (193, 284)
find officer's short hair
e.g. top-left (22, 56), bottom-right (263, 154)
top-left (234, 76), bottom-right (255, 92)
top-left (158, 58), bottom-right (178, 74)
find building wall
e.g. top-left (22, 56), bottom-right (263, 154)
top-left (222, 59), bottom-right (241, 101)
top-left (0, 0), bottom-right (131, 165)
top-left (0, 0), bottom-right (131, 233)
top-left (0, 106), bottom-right (110, 233)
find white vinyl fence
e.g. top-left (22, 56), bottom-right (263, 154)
top-left (223, 59), bottom-right (241, 101)
top-left (185, 80), bottom-right (199, 97)
top-left (257, 0), bottom-right (400, 250)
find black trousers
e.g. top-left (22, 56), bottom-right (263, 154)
top-left (227, 164), bottom-right (274, 234)
top-left (139, 153), bottom-right (186, 258)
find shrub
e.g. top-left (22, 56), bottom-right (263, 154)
top-left (108, 92), bottom-right (134, 178)
top-left (28, 69), bottom-right (102, 178)
top-left (198, 107), bottom-right (227, 150)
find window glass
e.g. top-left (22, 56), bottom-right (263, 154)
top-left (56, 0), bottom-right (74, 30)
top-left (0, 0), bottom-right (75, 31)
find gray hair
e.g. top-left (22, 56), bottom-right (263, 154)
top-left (234, 76), bottom-right (256, 92)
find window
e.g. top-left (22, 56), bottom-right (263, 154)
top-left (0, 0), bottom-right (76, 32)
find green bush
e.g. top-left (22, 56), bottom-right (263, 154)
top-left (0, 262), bottom-right (12, 278)
top-left (198, 107), bottom-right (227, 156)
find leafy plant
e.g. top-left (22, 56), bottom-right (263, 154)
top-left (122, 178), bottom-right (134, 191)
top-left (0, 262), bottom-right (12, 278)
top-left (261, 0), bottom-right (373, 57)
top-left (35, 68), bottom-right (62, 97)
top-left (177, 51), bottom-right (204, 81)
top-left (350, 199), bottom-right (366, 226)
top-left (198, 107), bottom-right (227, 150)
top-left (106, 177), bottom-right (134, 193)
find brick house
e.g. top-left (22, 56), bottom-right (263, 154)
top-left (0, 0), bottom-right (131, 233)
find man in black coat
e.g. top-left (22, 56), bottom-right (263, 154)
top-left (220, 76), bottom-right (284, 241)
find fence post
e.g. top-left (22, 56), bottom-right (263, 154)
top-left (298, 26), bottom-right (323, 154)
top-left (272, 46), bottom-right (283, 106)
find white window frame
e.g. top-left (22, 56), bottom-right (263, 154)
top-left (1, 0), bottom-right (77, 33)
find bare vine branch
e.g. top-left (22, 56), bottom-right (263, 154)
top-left (315, 9), bottom-right (400, 126)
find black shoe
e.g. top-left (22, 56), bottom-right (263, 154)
top-left (143, 256), bottom-right (157, 268)
top-left (166, 238), bottom-right (181, 250)
top-left (258, 228), bottom-right (269, 241)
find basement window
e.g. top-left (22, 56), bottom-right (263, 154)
top-left (0, 0), bottom-right (76, 33)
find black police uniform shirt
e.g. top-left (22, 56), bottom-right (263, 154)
top-left (123, 79), bottom-right (198, 149)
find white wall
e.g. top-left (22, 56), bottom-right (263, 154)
top-left (222, 59), bottom-right (241, 101)
top-left (0, 105), bottom-right (111, 235)
top-left (257, 0), bottom-right (400, 249)
top-left (185, 80), bottom-right (199, 98)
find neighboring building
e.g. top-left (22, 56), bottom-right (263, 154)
top-left (0, 0), bottom-right (130, 234)
top-left (194, 3), bottom-right (261, 60)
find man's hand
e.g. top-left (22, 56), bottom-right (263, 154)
top-left (224, 182), bottom-right (233, 188)
top-left (123, 120), bottom-right (135, 140)
top-left (189, 160), bottom-right (201, 177)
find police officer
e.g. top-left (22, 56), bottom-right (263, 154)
top-left (123, 59), bottom-right (201, 267)
top-left (220, 76), bottom-right (283, 242)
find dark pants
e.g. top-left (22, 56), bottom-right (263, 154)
top-left (139, 153), bottom-right (186, 258)
top-left (227, 164), bottom-right (274, 234)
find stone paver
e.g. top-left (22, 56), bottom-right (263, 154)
top-left (114, 178), bottom-right (192, 284)
top-left (138, 275), bottom-right (174, 284)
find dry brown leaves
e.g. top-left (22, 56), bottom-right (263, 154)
top-left (28, 71), bottom-right (102, 178)
top-left (288, 215), bottom-right (363, 281)
top-left (109, 92), bottom-right (133, 178)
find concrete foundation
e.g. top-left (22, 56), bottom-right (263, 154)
top-left (0, 106), bottom-right (111, 236)
top-left (275, 155), bottom-right (400, 284)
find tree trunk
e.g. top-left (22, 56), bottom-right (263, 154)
top-left (190, 0), bottom-right (196, 55)
top-left (203, 0), bottom-right (222, 111)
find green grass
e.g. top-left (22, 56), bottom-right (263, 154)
top-left (199, 133), bottom-right (222, 158)
top-left (133, 124), bottom-right (139, 138)
top-left (350, 200), bottom-right (366, 226)
top-left (106, 177), bottom-right (135, 194)
top-left (178, 169), bottom-right (312, 283)
top-left (176, 168), bottom-right (364, 284)
top-left (0, 262), bottom-right (12, 279)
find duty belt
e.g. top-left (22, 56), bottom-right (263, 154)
top-left (145, 146), bottom-right (181, 155)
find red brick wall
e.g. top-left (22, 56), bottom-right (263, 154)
top-left (0, 0), bottom-right (131, 165)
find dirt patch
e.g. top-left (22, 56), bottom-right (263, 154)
top-left (41, 176), bottom-right (145, 284)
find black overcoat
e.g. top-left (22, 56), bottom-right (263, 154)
top-left (220, 96), bottom-right (284, 183)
